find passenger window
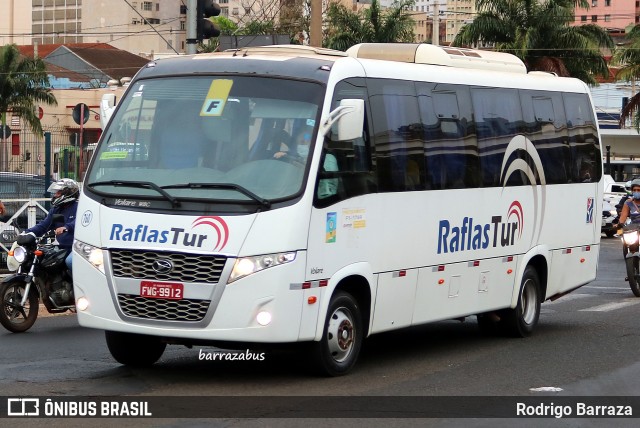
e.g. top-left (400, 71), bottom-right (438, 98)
top-left (563, 93), bottom-right (601, 182)
top-left (417, 82), bottom-right (479, 189)
top-left (521, 90), bottom-right (571, 184)
top-left (471, 87), bottom-right (524, 187)
top-left (368, 79), bottom-right (424, 192)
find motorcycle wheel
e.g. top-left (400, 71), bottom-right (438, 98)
top-left (0, 280), bottom-right (39, 333)
top-left (624, 257), bottom-right (640, 297)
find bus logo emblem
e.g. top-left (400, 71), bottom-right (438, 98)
top-left (152, 259), bottom-right (174, 274)
top-left (586, 197), bottom-right (594, 223)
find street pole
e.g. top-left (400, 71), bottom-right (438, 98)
top-left (79, 106), bottom-right (84, 181)
top-left (432, 2), bottom-right (439, 46)
top-left (310, 0), bottom-right (322, 47)
top-left (186, 0), bottom-right (198, 55)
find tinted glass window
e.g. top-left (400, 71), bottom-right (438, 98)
top-left (520, 90), bottom-right (571, 184)
top-left (563, 93), bottom-right (602, 182)
top-left (471, 87), bottom-right (525, 186)
top-left (417, 83), bottom-right (479, 189)
top-left (368, 79), bottom-right (424, 191)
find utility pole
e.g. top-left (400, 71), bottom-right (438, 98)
top-left (186, 0), bottom-right (198, 55)
top-left (310, 0), bottom-right (322, 47)
top-left (432, 2), bottom-right (439, 46)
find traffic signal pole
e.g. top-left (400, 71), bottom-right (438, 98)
top-left (186, 0), bottom-right (198, 55)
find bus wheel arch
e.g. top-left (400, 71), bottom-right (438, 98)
top-left (502, 256), bottom-right (548, 337)
top-left (310, 274), bottom-right (372, 376)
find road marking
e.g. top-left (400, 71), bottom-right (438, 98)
top-left (530, 386), bottom-right (563, 392)
top-left (579, 299), bottom-right (640, 312)
top-left (583, 285), bottom-right (631, 291)
top-left (543, 293), bottom-right (592, 305)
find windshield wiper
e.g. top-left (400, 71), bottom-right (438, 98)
top-left (162, 183), bottom-right (271, 209)
top-left (88, 180), bottom-right (181, 208)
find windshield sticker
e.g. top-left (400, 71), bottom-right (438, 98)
top-left (201, 79), bottom-right (234, 117)
top-left (306, 119), bottom-right (315, 127)
top-left (326, 212), bottom-right (337, 243)
top-left (100, 151), bottom-right (128, 160)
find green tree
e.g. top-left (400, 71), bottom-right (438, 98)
top-left (324, 0), bottom-right (416, 51)
top-left (614, 25), bottom-right (640, 130)
top-left (452, 0), bottom-right (613, 85)
top-left (0, 44), bottom-right (57, 169)
top-left (198, 16), bottom-right (239, 53)
top-left (0, 44), bottom-right (56, 135)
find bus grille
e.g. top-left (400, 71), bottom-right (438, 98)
top-left (118, 294), bottom-right (210, 322)
top-left (110, 249), bottom-right (227, 283)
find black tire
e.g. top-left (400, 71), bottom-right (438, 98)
top-left (105, 331), bottom-right (166, 367)
top-left (625, 257), bottom-right (640, 297)
top-left (310, 291), bottom-right (363, 376)
top-left (0, 280), bottom-right (39, 333)
top-left (605, 231), bottom-right (616, 238)
top-left (501, 266), bottom-right (541, 337)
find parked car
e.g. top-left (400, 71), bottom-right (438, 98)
top-left (603, 174), bottom-right (628, 205)
top-left (602, 199), bottom-right (618, 238)
top-left (0, 172), bottom-right (48, 229)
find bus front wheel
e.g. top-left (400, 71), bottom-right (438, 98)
top-left (501, 266), bottom-right (541, 338)
top-left (105, 331), bottom-right (166, 367)
top-left (310, 291), bottom-right (363, 376)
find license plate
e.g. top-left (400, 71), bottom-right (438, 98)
top-left (140, 281), bottom-right (183, 300)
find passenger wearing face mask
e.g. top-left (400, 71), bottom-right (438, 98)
top-left (273, 126), bottom-right (338, 198)
top-left (618, 179), bottom-right (640, 227)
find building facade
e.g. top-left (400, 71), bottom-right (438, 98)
top-left (573, 0), bottom-right (640, 32)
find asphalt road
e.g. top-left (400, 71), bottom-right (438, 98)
top-left (2, 236), bottom-right (640, 427)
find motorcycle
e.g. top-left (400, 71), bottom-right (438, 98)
top-left (0, 215), bottom-right (74, 333)
top-left (620, 223), bottom-right (640, 297)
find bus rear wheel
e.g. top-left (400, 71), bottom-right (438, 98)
top-left (105, 331), bottom-right (166, 367)
top-left (310, 291), bottom-right (363, 376)
top-left (502, 266), bottom-right (541, 337)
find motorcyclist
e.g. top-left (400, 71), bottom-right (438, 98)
top-left (21, 178), bottom-right (79, 272)
top-left (617, 179), bottom-right (640, 228)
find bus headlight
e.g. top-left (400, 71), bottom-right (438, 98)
top-left (228, 252), bottom-right (296, 283)
top-left (12, 246), bottom-right (27, 264)
top-left (73, 239), bottom-right (105, 274)
top-left (623, 231), bottom-right (639, 246)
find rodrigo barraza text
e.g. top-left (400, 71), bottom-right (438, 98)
top-left (516, 402), bottom-right (632, 418)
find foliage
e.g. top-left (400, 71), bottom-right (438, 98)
top-left (452, 0), bottom-right (613, 85)
top-left (614, 25), bottom-right (640, 131)
top-left (0, 44), bottom-right (57, 137)
top-left (324, 0), bottom-right (416, 51)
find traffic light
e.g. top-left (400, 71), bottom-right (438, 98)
top-left (197, 0), bottom-right (221, 42)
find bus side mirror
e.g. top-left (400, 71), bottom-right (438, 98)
top-left (321, 99), bottom-right (365, 141)
top-left (101, 93), bottom-right (117, 130)
top-left (334, 99), bottom-right (364, 141)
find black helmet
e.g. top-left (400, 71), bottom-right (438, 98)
top-left (48, 178), bottom-right (79, 207)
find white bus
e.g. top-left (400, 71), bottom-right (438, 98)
top-left (72, 44), bottom-right (603, 375)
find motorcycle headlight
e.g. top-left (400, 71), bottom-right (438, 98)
top-left (73, 239), bottom-right (105, 274)
top-left (12, 246), bottom-right (27, 263)
top-left (228, 252), bottom-right (296, 283)
top-left (623, 231), bottom-right (639, 246)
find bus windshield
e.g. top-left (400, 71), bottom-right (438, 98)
top-left (86, 75), bottom-right (324, 204)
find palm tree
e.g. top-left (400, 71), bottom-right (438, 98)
top-left (614, 25), bottom-right (640, 130)
top-left (452, 0), bottom-right (613, 85)
top-left (0, 44), bottom-right (57, 169)
top-left (324, 0), bottom-right (416, 51)
top-left (0, 44), bottom-right (56, 135)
